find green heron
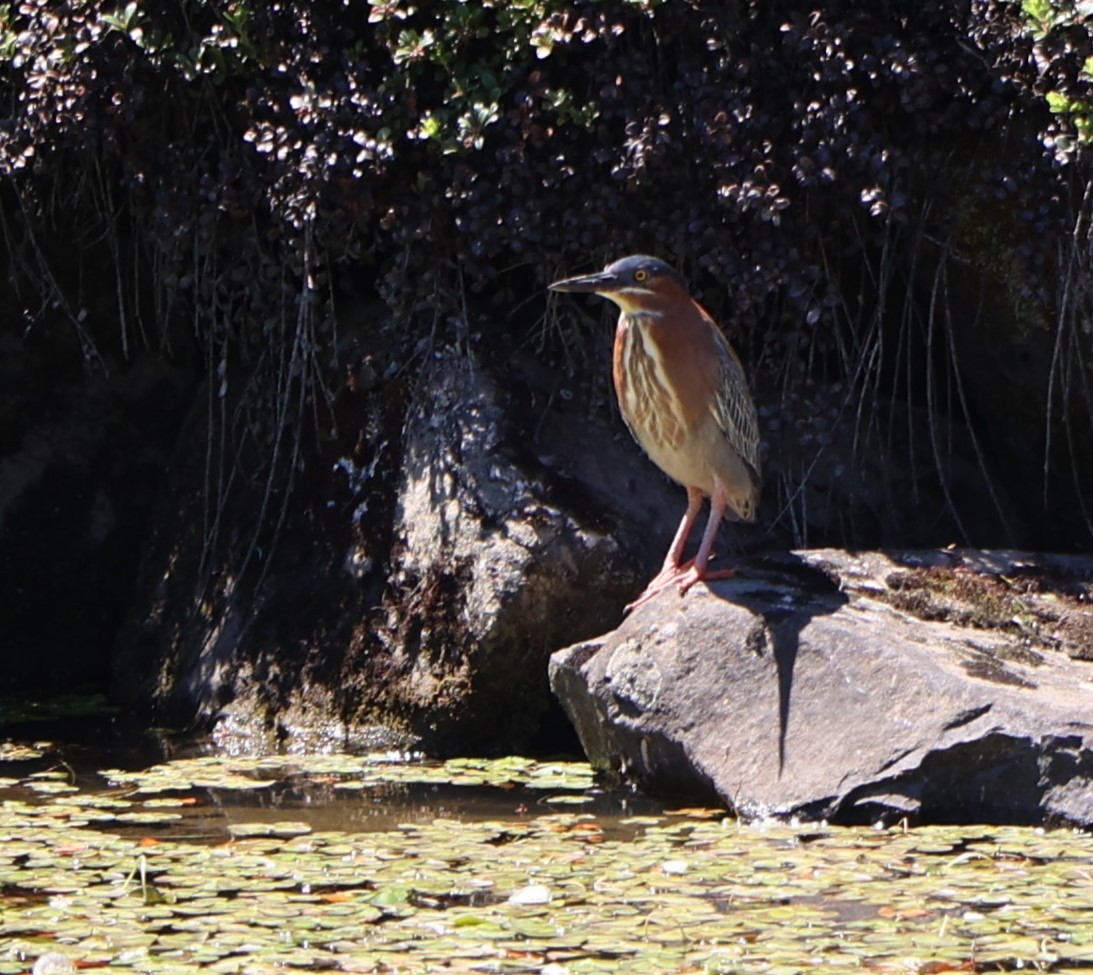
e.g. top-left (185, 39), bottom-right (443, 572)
top-left (550, 255), bottom-right (761, 609)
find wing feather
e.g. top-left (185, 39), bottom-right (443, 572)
top-left (709, 326), bottom-right (762, 488)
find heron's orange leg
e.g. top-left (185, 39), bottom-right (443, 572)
top-left (640, 487), bottom-right (703, 589)
top-left (626, 486), bottom-right (739, 612)
top-left (625, 488), bottom-right (706, 613)
top-left (673, 486), bottom-right (731, 593)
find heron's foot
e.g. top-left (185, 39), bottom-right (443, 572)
top-left (624, 578), bottom-right (672, 614)
top-left (674, 563), bottom-right (736, 594)
top-left (624, 561), bottom-right (684, 613)
top-left (625, 557), bottom-right (741, 614)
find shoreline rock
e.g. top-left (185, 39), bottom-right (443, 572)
top-left (550, 548), bottom-right (1093, 826)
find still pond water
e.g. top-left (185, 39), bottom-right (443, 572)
top-left (1, 701), bottom-right (1091, 974)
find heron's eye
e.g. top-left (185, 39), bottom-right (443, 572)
top-left (634, 269), bottom-right (649, 283)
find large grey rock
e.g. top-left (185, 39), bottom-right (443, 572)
top-left (369, 350), bottom-right (656, 748)
top-left (550, 548), bottom-right (1093, 826)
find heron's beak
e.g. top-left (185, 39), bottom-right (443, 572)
top-left (548, 270), bottom-right (623, 296)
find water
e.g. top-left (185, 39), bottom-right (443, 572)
top-left (0, 705), bottom-right (666, 842)
top-left (2, 701), bottom-right (1091, 975)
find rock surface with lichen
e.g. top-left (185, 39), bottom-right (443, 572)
top-left (550, 548), bottom-right (1093, 826)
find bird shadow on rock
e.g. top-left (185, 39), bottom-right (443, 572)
top-left (705, 550), bottom-right (848, 775)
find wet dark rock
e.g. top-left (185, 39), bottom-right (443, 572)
top-left (112, 343), bottom-right (672, 752)
top-left (550, 548), bottom-right (1093, 826)
top-left (111, 309), bottom-right (419, 746)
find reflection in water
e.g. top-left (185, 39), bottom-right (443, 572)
top-left (0, 710), bottom-right (667, 845)
top-left (204, 778), bottom-right (659, 835)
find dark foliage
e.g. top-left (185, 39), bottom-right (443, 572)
top-left (2, 0), bottom-right (1092, 552)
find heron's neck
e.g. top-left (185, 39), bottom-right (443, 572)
top-left (619, 309), bottom-right (663, 327)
